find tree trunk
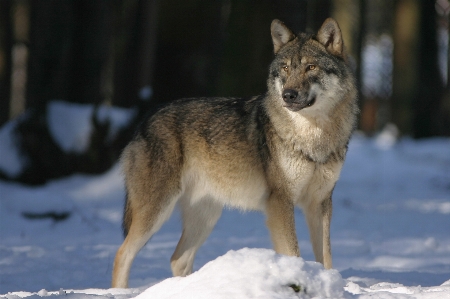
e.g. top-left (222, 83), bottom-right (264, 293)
top-left (27, 0), bottom-right (73, 110)
top-left (437, 1), bottom-right (450, 137)
top-left (217, 0), bottom-right (307, 98)
top-left (412, 0), bottom-right (444, 138)
top-left (307, 0), bottom-right (331, 32)
top-left (113, 0), bottom-right (160, 107)
top-left (68, 0), bottom-right (113, 105)
top-left (151, 0), bottom-right (223, 103)
top-left (0, 0), bottom-right (12, 126)
top-left (392, 0), bottom-right (420, 135)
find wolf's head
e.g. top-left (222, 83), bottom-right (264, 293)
top-left (267, 18), bottom-right (357, 119)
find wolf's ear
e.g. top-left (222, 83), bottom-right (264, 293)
top-left (317, 18), bottom-right (343, 57)
top-left (271, 19), bottom-right (295, 54)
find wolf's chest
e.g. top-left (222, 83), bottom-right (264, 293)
top-left (277, 151), bottom-right (343, 205)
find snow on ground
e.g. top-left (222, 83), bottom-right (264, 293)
top-left (1, 111), bottom-right (450, 298)
top-left (134, 248), bottom-right (346, 299)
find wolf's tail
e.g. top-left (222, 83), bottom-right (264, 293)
top-left (122, 190), bottom-right (132, 238)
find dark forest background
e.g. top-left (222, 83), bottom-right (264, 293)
top-left (0, 0), bottom-right (449, 184)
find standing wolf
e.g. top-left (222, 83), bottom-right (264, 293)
top-left (112, 18), bottom-right (358, 288)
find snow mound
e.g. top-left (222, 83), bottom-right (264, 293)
top-left (136, 248), bottom-right (346, 299)
top-left (47, 100), bottom-right (137, 153)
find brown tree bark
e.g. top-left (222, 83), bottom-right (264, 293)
top-left (392, 0), bottom-right (420, 135)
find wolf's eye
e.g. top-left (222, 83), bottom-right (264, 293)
top-left (282, 65), bottom-right (289, 72)
top-left (306, 64), bottom-right (316, 71)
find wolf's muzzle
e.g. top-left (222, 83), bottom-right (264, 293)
top-left (282, 89), bottom-right (316, 111)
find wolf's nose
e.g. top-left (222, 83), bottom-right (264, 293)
top-left (282, 89), bottom-right (298, 102)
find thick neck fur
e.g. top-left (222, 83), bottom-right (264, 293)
top-left (264, 82), bottom-right (358, 164)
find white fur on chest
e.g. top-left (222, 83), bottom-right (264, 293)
top-left (299, 160), bottom-right (343, 207)
top-left (276, 143), bottom-right (343, 207)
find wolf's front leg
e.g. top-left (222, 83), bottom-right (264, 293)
top-left (265, 194), bottom-right (300, 257)
top-left (304, 196), bottom-right (332, 269)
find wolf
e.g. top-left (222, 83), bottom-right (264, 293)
top-left (112, 18), bottom-right (358, 288)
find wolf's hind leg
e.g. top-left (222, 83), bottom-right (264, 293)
top-left (304, 196), bottom-right (332, 269)
top-left (112, 220), bottom-right (150, 288)
top-left (112, 192), bottom-right (179, 288)
top-left (171, 198), bottom-right (223, 276)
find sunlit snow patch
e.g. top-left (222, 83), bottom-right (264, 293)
top-left (405, 199), bottom-right (450, 215)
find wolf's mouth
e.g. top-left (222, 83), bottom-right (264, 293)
top-left (282, 88), bottom-right (317, 111)
top-left (306, 95), bottom-right (316, 107)
top-left (283, 95), bottom-right (316, 111)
